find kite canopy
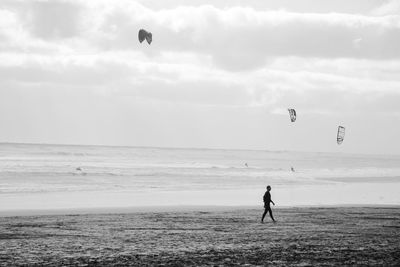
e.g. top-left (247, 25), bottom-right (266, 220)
top-left (337, 126), bottom-right (345, 145)
top-left (138, 29), bottom-right (152, 44)
top-left (288, 108), bottom-right (296, 122)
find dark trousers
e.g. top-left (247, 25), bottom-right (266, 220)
top-left (262, 205), bottom-right (275, 222)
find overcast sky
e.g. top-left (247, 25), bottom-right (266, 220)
top-left (0, 0), bottom-right (400, 154)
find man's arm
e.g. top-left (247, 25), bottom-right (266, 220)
top-left (270, 199), bottom-right (275, 205)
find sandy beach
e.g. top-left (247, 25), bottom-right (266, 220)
top-left (1, 206), bottom-right (399, 266)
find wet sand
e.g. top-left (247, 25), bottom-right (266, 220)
top-left (0, 206), bottom-right (399, 266)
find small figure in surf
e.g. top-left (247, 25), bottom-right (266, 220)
top-left (245, 163), bottom-right (248, 168)
top-left (75, 167), bottom-right (86, 176)
top-left (261, 185), bottom-right (276, 223)
top-left (291, 166), bottom-right (295, 172)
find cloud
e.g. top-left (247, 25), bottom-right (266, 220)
top-left (2, 51), bottom-right (400, 117)
top-left (86, 3), bottom-right (400, 70)
top-left (372, 0), bottom-right (400, 16)
top-left (2, 0), bottom-right (83, 40)
top-left (3, 0), bottom-right (400, 71)
top-left (1, 0), bottom-right (400, 154)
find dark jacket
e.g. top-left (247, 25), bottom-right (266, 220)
top-left (263, 191), bottom-right (271, 206)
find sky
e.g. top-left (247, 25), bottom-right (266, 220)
top-left (0, 0), bottom-right (400, 154)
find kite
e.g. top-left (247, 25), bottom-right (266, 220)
top-left (138, 29), bottom-right (152, 44)
top-left (288, 109), bottom-right (296, 122)
top-left (337, 126), bottom-right (345, 145)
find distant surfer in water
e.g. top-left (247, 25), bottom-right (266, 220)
top-left (245, 163), bottom-right (248, 168)
top-left (261, 185), bottom-right (276, 223)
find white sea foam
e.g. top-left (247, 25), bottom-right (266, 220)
top-left (0, 143), bottom-right (399, 211)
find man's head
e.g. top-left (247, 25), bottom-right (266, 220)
top-left (267, 185), bottom-right (271, 191)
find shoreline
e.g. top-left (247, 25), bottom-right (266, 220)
top-left (1, 204), bottom-right (399, 217)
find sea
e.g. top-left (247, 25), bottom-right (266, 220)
top-left (0, 143), bottom-right (399, 213)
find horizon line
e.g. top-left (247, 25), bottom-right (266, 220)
top-left (1, 141), bottom-right (399, 157)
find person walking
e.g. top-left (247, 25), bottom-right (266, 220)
top-left (261, 185), bottom-right (276, 223)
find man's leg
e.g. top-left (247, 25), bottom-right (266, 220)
top-left (261, 208), bottom-right (268, 222)
top-left (268, 206), bottom-right (276, 222)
